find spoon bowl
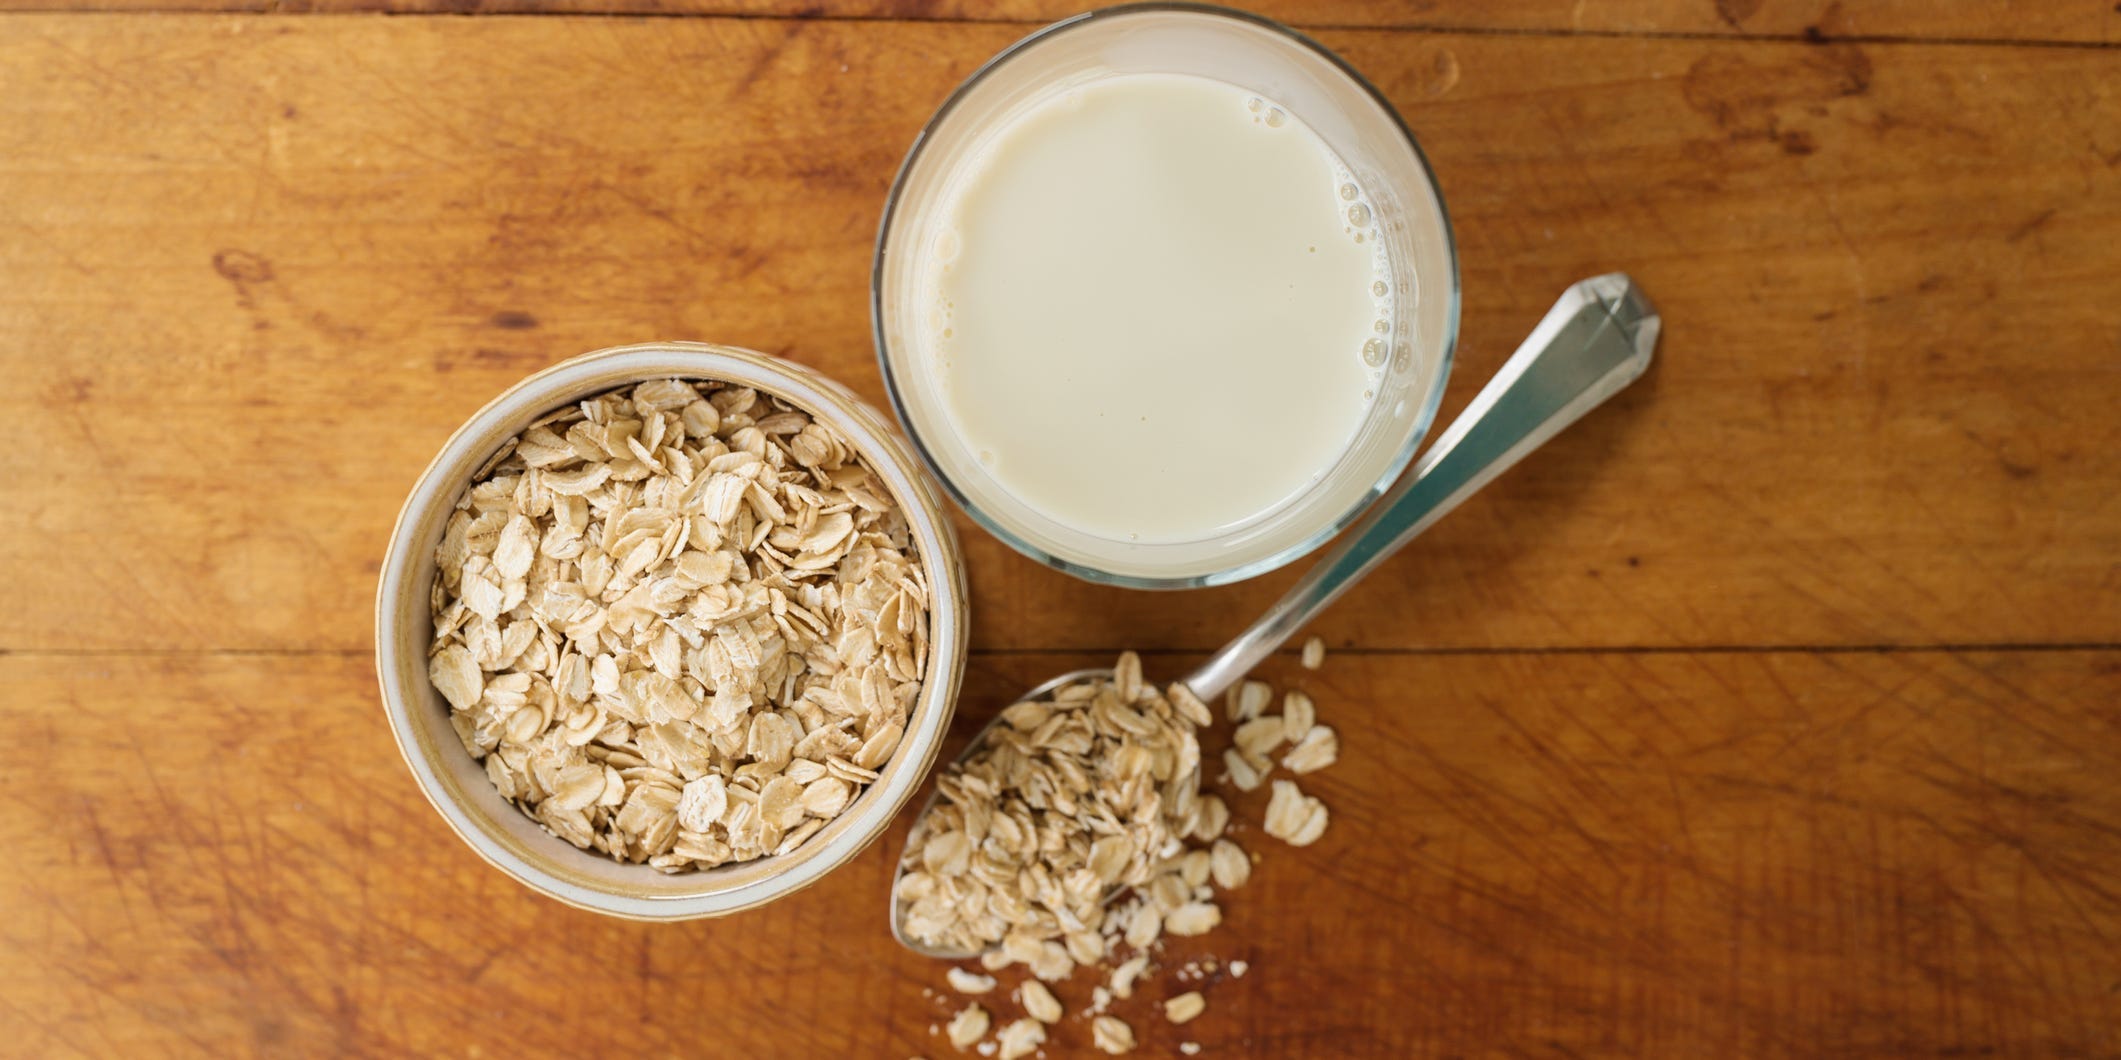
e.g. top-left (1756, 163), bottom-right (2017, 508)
top-left (889, 667), bottom-right (1113, 959)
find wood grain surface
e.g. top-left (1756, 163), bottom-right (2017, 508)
top-left (1, 6), bottom-right (2117, 1058)
top-left (7, 650), bottom-right (2120, 1056)
top-left (2, 1), bottom-right (2117, 45)
top-left (3, 18), bottom-right (2116, 656)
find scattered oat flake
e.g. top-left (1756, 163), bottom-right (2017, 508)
top-left (1165, 902), bottom-right (1222, 937)
top-left (1234, 716), bottom-right (1286, 760)
top-left (1280, 690), bottom-right (1316, 743)
top-left (946, 1004), bottom-right (990, 1051)
top-left (1164, 991), bottom-right (1206, 1024)
top-left (994, 1018), bottom-right (1045, 1060)
top-left (1019, 979), bottom-right (1062, 1024)
top-left (1180, 1043), bottom-right (1203, 1056)
top-left (1091, 1016), bottom-right (1136, 1054)
top-left (1226, 679), bottom-right (1273, 723)
top-left (1109, 955), bottom-right (1150, 999)
top-left (947, 968), bottom-right (997, 995)
top-left (1280, 725), bottom-right (1338, 775)
top-left (1229, 959), bottom-right (1249, 978)
top-left (1263, 779), bottom-right (1331, 847)
top-left (1301, 635), bottom-right (1325, 669)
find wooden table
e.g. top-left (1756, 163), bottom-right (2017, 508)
top-left (3, 2), bottom-right (2117, 1056)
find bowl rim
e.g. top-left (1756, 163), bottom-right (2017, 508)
top-left (374, 341), bottom-right (967, 921)
top-left (869, 1), bottom-right (1462, 590)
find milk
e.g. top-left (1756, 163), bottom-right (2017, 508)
top-left (921, 73), bottom-right (1392, 544)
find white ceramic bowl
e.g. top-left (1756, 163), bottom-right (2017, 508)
top-left (375, 342), bottom-right (968, 920)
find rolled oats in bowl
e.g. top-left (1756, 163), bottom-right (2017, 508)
top-left (427, 377), bottom-right (930, 872)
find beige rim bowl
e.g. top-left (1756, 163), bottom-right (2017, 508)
top-left (375, 342), bottom-right (968, 920)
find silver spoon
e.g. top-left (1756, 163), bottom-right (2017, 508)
top-left (891, 274), bottom-right (1662, 958)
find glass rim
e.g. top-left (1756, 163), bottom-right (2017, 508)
top-left (870, 1), bottom-right (1463, 590)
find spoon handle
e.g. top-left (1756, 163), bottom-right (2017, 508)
top-left (1181, 273), bottom-right (1661, 701)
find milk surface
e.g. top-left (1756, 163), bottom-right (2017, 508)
top-left (924, 73), bottom-right (1391, 543)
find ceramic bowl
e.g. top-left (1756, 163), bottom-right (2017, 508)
top-left (376, 341), bottom-right (968, 920)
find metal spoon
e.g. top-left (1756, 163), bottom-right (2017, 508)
top-left (890, 274), bottom-right (1662, 957)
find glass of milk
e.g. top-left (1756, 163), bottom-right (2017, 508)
top-left (874, 4), bottom-right (1458, 587)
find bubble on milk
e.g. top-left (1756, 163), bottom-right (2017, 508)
top-left (1346, 203), bottom-right (1371, 228)
top-left (1373, 319), bottom-right (1389, 334)
top-left (1264, 107), bottom-right (1287, 128)
top-left (1340, 182), bottom-right (1359, 201)
top-left (1373, 279), bottom-right (1389, 298)
top-left (1361, 338), bottom-right (1387, 367)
